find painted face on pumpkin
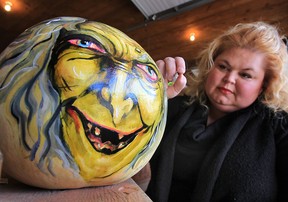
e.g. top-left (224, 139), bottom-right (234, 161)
top-left (0, 17), bottom-right (166, 188)
top-left (51, 22), bottom-right (164, 179)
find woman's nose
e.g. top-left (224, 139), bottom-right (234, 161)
top-left (223, 72), bottom-right (236, 84)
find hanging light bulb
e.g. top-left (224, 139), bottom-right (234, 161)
top-left (4, 1), bottom-right (12, 12)
top-left (190, 33), bottom-right (196, 41)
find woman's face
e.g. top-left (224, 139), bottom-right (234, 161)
top-left (205, 47), bottom-right (266, 114)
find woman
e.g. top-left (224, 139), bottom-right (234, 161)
top-left (146, 22), bottom-right (288, 201)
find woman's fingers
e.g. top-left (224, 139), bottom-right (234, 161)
top-left (156, 57), bottom-right (187, 99)
top-left (175, 57), bottom-right (186, 74)
top-left (167, 73), bottom-right (187, 98)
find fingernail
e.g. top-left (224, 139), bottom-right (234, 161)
top-left (168, 73), bottom-right (178, 86)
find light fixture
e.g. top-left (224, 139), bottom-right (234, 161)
top-left (4, 1), bottom-right (12, 12)
top-left (131, 0), bottom-right (214, 20)
top-left (190, 33), bottom-right (196, 41)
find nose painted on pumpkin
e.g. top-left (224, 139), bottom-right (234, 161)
top-left (102, 67), bottom-right (134, 125)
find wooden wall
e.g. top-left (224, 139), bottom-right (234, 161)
top-left (0, 0), bottom-right (287, 67)
top-left (126, 0), bottom-right (288, 67)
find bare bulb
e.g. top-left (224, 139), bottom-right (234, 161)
top-left (190, 33), bottom-right (195, 41)
top-left (4, 2), bottom-right (12, 12)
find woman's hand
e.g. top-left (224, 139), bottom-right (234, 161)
top-left (156, 57), bottom-right (187, 99)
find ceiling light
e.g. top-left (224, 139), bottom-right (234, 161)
top-left (4, 1), bottom-right (12, 12)
top-left (131, 0), bottom-right (213, 20)
top-left (190, 33), bottom-right (196, 41)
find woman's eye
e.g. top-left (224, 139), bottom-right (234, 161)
top-left (136, 63), bottom-right (158, 82)
top-left (240, 72), bottom-right (252, 79)
top-left (68, 39), bottom-right (106, 53)
top-left (218, 64), bottom-right (228, 71)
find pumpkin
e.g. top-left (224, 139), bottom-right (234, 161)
top-left (0, 17), bottom-right (167, 189)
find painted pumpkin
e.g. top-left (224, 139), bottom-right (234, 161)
top-left (0, 17), bottom-right (167, 189)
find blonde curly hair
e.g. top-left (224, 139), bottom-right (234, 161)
top-left (185, 21), bottom-right (288, 113)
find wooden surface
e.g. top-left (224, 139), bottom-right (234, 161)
top-left (0, 148), bottom-right (152, 202)
top-left (131, 163), bottom-right (151, 192)
top-left (0, 177), bottom-right (152, 202)
top-left (0, 0), bottom-right (287, 67)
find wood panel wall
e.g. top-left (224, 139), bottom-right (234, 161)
top-left (126, 0), bottom-right (288, 67)
top-left (0, 0), bottom-right (287, 68)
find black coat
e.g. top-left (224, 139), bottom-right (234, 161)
top-left (146, 96), bottom-right (288, 202)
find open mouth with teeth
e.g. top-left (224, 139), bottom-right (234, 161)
top-left (67, 106), bottom-right (146, 155)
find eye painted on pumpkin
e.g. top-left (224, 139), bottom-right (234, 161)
top-left (68, 39), bottom-right (106, 54)
top-left (136, 63), bottom-right (158, 82)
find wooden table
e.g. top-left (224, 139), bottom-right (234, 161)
top-left (0, 177), bottom-right (152, 202)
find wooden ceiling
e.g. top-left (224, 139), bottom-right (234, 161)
top-left (0, 0), bottom-right (287, 67)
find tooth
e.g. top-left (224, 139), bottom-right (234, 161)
top-left (86, 123), bottom-right (93, 133)
top-left (112, 145), bottom-right (117, 151)
top-left (118, 142), bottom-right (126, 149)
top-left (95, 127), bottom-right (100, 136)
top-left (118, 133), bottom-right (124, 140)
top-left (101, 143), bottom-right (111, 150)
top-left (89, 136), bottom-right (95, 143)
top-left (118, 144), bottom-right (124, 149)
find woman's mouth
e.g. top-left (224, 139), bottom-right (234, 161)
top-left (218, 87), bottom-right (233, 95)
